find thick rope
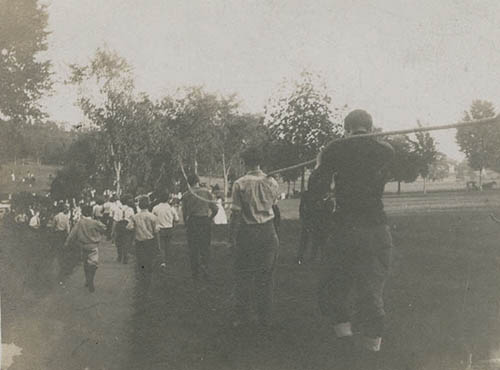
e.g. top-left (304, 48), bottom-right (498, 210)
top-left (268, 114), bottom-right (500, 176)
top-left (180, 114), bottom-right (500, 203)
top-left (179, 158), bottom-right (227, 205)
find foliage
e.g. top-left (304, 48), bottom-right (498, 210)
top-left (0, 121), bottom-right (27, 163)
top-left (408, 125), bottom-right (438, 180)
top-left (385, 135), bottom-right (420, 186)
top-left (50, 162), bottom-right (90, 201)
top-left (428, 152), bottom-right (450, 181)
top-left (68, 48), bottom-right (137, 195)
top-left (264, 70), bottom-right (343, 190)
top-left (265, 71), bottom-right (342, 158)
top-left (10, 191), bottom-right (52, 211)
top-left (0, 120), bottom-right (73, 164)
top-left (0, 0), bottom-right (52, 123)
top-left (264, 141), bottom-right (302, 184)
top-left (455, 159), bottom-right (476, 181)
top-left (456, 100), bottom-right (500, 176)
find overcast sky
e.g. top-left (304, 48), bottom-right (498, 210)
top-left (41, 0), bottom-right (500, 159)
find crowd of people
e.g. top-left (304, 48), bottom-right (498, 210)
top-left (6, 182), bottom-right (231, 293)
top-left (3, 109), bottom-right (396, 369)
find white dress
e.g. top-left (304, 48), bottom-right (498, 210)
top-left (213, 199), bottom-right (228, 225)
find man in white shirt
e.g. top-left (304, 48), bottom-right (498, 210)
top-left (110, 196), bottom-right (123, 247)
top-left (92, 196), bottom-right (105, 222)
top-left (102, 195), bottom-right (113, 239)
top-left (53, 204), bottom-right (71, 235)
top-left (152, 191), bottom-right (179, 269)
top-left (115, 195), bottom-right (135, 264)
top-left (52, 204), bottom-right (73, 284)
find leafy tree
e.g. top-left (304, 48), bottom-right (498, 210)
top-left (265, 71), bottom-right (343, 192)
top-left (455, 159), bottom-right (476, 181)
top-left (171, 87), bottom-right (224, 176)
top-left (50, 162), bottom-right (90, 201)
top-left (50, 130), bottom-right (104, 199)
top-left (68, 48), bottom-right (136, 195)
top-left (19, 121), bottom-right (74, 165)
top-left (428, 152), bottom-right (450, 182)
top-left (0, 120), bottom-right (27, 163)
top-left (171, 87), bottom-right (268, 196)
top-left (263, 140), bottom-right (301, 196)
top-left (408, 124), bottom-right (438, 194)
top-left (215, 113), bottom-right (267, 197)
top-left (456, 100), bottom-right (499, 189)
top-left (0, 0), bottom-right (52, 123)
top-left (385, 135), bottom-right (420, 194)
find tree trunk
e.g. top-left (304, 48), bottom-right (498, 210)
top-left (114, 160), bottom-right (122, 196)
top-left (422, 176), bottom-right (426, 194)
top-left (300, 167), bottom-right (306, 193)
top-left (194, 148), bottom-right (198, 175)
top-left (287, 181), bottom-right (291, 196)
top-left (222, 152), bottom-right (230, 199)
top-left (397, 181), bottom-right (401, 195)
top-left (479, 168), bottom-right (483, 191)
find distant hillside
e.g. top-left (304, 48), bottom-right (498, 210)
top-left (0, 161), bottom-right (60, 195)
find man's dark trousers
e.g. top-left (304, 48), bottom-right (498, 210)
top-left (159, 228), bottom-right (173, 264)
top-left (135, 239), bottom-right (156, 291)
top-left (115, 221), bottom-right (132, 263)
top-left (297, 223), bottom-right (328, 262)
top-left (234, 220), bottom-right (279, 325)
top-left (186, 216), bottom-right (211, 279)
top-left (54, 230), bottom-right (79, 283)
top-left (318, 223), bottom-right (393, 338)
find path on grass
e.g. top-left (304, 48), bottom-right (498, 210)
top-left (0, 225), bottom-right (135, 370)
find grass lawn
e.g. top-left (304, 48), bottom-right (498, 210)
top-left (3, 194), bottom-right (500, 370)
top-left (128, 206), bottom-right (500, 370)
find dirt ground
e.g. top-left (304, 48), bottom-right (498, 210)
top-left (2, 195), bottom-right (500, 370)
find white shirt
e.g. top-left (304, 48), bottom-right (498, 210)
top-left (122, 205), bottom-right (135, 222)
top-left (111, 201), bottom-right (123, 222)
top-left (152, 202), bottom-right (179, 229)
top-left (93, 204), bottom-right (104, 218)
top-left (53, 212), bottom-right (71, 233)
top-left (29, 213), bottom-right (40, 229)
top-left (103, 201), bottom-right (112, 214)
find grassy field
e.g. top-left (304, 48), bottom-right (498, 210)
top-left (0, 161), bottom-right (59, 195)
top-left (3, 193), bottom-right (500, 370)
top-left (121, 207), bottom-right (500, 370)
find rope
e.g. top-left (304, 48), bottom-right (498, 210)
top-left (179, 114), bottom-right (500, 203)
top-left (178, 158), bottom-right (231, 205)
top-left (268, 114), bottom-right (500, 176)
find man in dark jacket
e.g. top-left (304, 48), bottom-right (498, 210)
top-left (313, 109), bottom-right (394, 368)
top-left (296, 184), bottom-right (334, 265)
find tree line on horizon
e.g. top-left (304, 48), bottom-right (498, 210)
top-left (1, 0), bottom-right (499, 200)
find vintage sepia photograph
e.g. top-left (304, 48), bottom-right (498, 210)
top-left (2, 1), bottom-right (500, 369)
